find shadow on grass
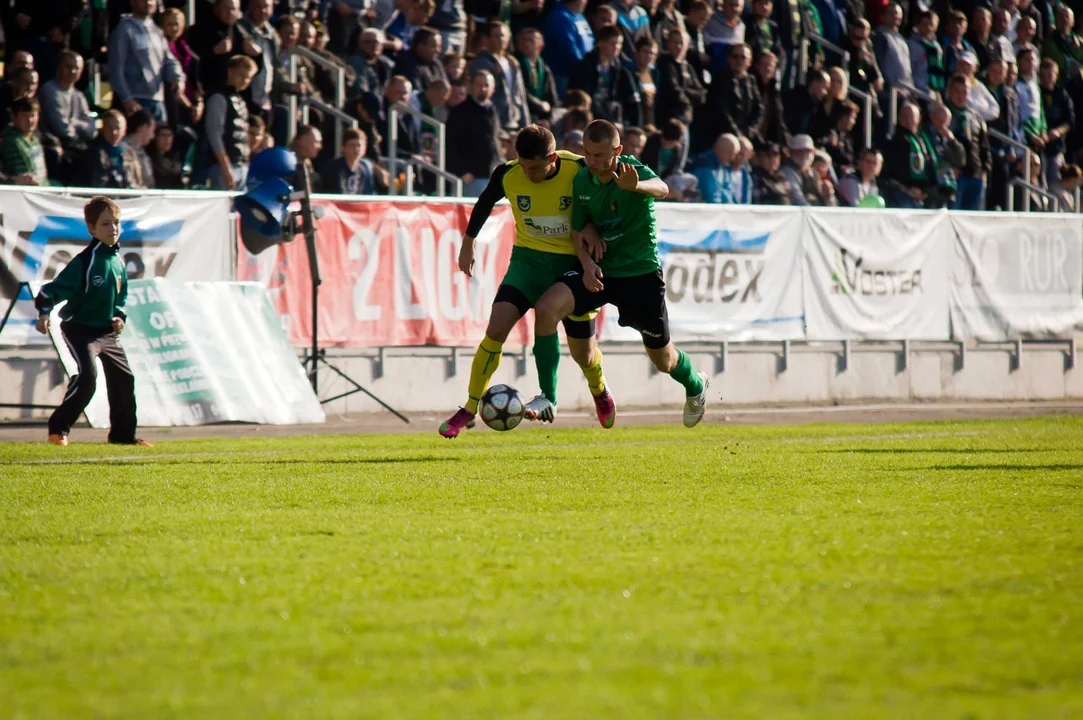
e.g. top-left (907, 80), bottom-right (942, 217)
top-left (5, 456), bottom-right (462, 468)
top-left (927, 464), bottom-right (1083, 472)
top-left (816, 448), bottom-right (1053, 455)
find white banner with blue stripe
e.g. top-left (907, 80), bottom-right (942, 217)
top-left (602, 205), bottom-right (807, 342)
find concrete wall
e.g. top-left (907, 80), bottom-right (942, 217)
top-left (2, 339), bottom-right (1080, 422)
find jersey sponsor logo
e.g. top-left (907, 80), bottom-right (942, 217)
top-left (559, 195), bottom-right (572, 211)
top-left (92, 275), bottom-right (104, 287)
top-left (522, 215), bottom-right (570, 237)
top-left (517, 195), bottom-right (531, 211)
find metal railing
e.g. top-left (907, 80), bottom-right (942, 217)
top-left (404, 155), bottom-right (463, 197)
top-left (87, 58), bottom-right (101, 107)
top-left (186, 0), bottom-right (196, 25)
top-left (1007, 178), bottom-right (1061, 212)
top-left (301, 95), bottom-right (358, 132)
top-left (988, 128), bottom-right (1034, 213)
top-left (287, 46), bottom-right (349, 150)
top-left (799, 33), bottom-right (851, 85)
top-left (387, 102), bottom-right (450, 197)
top-left (847, 86), bottom-right (873, 149)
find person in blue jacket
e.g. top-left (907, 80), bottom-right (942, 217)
top-left (543, 0), bottom-right (595, 97)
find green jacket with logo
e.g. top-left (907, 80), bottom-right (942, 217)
top-left (34, 239), bottom-right (128, 330)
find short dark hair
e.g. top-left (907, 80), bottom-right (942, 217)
top-left (343, 127), bottom-right (365, 144)
top-left (248, 114), bottom-right (266, 132)
top-left (1061, 164), bottom-right (1082, 182)
top-left (635, 37), bottom-right (658, 51)
top-left (563, 88), bottom-right (591, 109)
top-left (624, 126), bottom-right (647, 141)
top-left (584, 119), bottom-right (620, 146)
top-left (859, 147), bottom-right (882, 160)
top-left (515, 124), bottom-right (556, 159)
top-left (563, 108), bottom-right (592, 130)
top-left (595, 25), bottom-right (621, 43)
top-left (838, 99), bottom-right (860, 116)
top-left (229, 55), bottom-right (258, 73)
top-left (949, 73), bottom-right (969, 87)
top-left (916, 10), bottom-right (938, 24)
top-left (661, 118), bottom-right (685, 142)
top-left (126, 109), bottom-right (154, 134)
top-left (9, 96), bottom-right (38, 116)
top-left (84, 196), bottom-right (121, 228)
top-left (413, 26), bottom-right (437, 48)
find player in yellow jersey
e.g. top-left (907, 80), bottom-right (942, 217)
top-left (439, 125), bottom-right (616, 438)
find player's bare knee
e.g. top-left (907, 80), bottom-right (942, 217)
top-left (535, 291), bottom-right (569, 336)
top-left (485, 302), bottom-right (521, 342)
top-left (567, 338), bottom-right (594, 367)
top-left (646, 345), bottom-right (678, 373)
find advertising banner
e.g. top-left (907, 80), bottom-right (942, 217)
top-left (602, 205), bottom-right (806, 342)
top-left (803, 208), bottom-right (952, 341)
top-left (49, 279), bottom-right (324, 427)
top-left (949, 213), bottom-right (1083, 340)
top-left (0, 189), bottom-right (232, 346)
top-left (237, 199), bottom-right (526, 347)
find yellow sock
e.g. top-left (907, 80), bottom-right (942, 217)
top-left (465, 335), bottom-right (503, 414)
top-left (582, 349), bottom-right (607, 396)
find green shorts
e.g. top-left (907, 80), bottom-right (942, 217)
top-left (494, 246), bottom-right (596, 337)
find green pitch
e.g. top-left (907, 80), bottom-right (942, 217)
top-left (2, 417), bottom-right (1081, 719)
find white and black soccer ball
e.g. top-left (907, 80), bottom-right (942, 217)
top-left (479, 384), bottom-right (526, 431)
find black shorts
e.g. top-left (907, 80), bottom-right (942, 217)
top-left (493, 284), bottom-right (597, 339)
top-left (559, 268), bottom-right (671, 349)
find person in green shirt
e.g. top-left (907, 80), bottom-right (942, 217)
top-left (535, 120), bottom-right (710, 428)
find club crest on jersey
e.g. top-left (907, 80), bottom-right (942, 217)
top-left (559, 195), bottom-right (572, 211)
top-left (517, 195), bottom-right (531, 211)
top-left (92, 276), bottom-right (104, 287)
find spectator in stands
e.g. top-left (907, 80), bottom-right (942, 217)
top-left (955, 51), bottom-right (1000, 121)
top-left (1037, 58), bottom-right (1074, 190)
top-left (611, 0), bottom-right (652, 64)
top-left (810, 151), bottom-right (837, 206)
top-left (509, 0), bottom-right (547, 39)
top-left (630, 37), bottom-right (660, 128)
top-left (39, 51), bottom-right (96, 158)
top-left (149, 125), bottom-right (185, 189)
top-left (881, 102), bottom-right (937, 208)
top-left (1015, 47), bottom-right (1041, 140)
top-left (248, 114), bottom-right (272, 154)
top-left (784, 69), bottom-right (830, 140)
top-left (623, 126), bottom-right (648, 157)
top-left (0, 97), bottom-right (47, 186)
top-left (693, 132), bottom-right (738, 203)
top-left (1013, 16), bottom-right (1038, 61)
top-left (0, 51), bottom-right (33, 114)
top-left (924, 102), bottom-right (965, 209)
top-left (395, 26), bottom-right (450, 92)
top-left (837, 147), bottom-right (883, 206)
top-left (652, 0), bottom-right (685, 47)
top-left (446, 70), bottom-right (503, 196)
top-left (779, 133), bottom-right (819, 205)
top-left (745, 0), bottom-right (780, 65)
top-left (1055, 164), bottom-right (1082, 211)
top-left (844, 19), bottom-right (884, 107)
top-left (641, 118), bottom-right (691, 183)
top-left (428, 0), bottom-right (466, 55)
top-left (569, 25), bottom-right (642, 127)
top-left (1014, 152), bottom-right (1049, 209)
top-left (351, 91), bottom-right (384, 160)
top-left (289, 124), bottom-right (324, 190)
top-left (321, 127), bottom-right (389, 194)
top-left (940, 11), bottom-right (972, 77)
top-left (205, 55), bottom-right (258, 191)
top-left (909, 10), bottom-right (945, 96)
top-left (562, 128), bottom-right (585, 153)
top-left (385, 0), bottom-right (436, 53)
top-left (469, 22), bottom-right (530, 131)
top-left (695, 42), bottom-right (759, 152)
top-left (125, 110), bottom-right (156, 189)
top-left (824, 99), bottom-right (859, 174)
top-left (684, 0), bottom-right (713, 86)
top-left (517, 28), bottom-right (559, 125)
top-left (965, 7), bottom-right (995, 68)
top-left (543, 0), bottom-right (594, 97)
top-left (986, 57), bottom-right (1022, 210)
top-left (873, 3), bottom-right (911, 99)
top-left (444, 51), bottom-right (466, 83)
top-left (751, 141), bottom-right (791, 204)
top-left (945, 74), bottom-right (992, 210)
top-left (239, 0), bottom-right (300, 131)
top-left (108, 0), bottom-right (185, 124)
top-left (773, 0), bottom-right (806, 90)
top-left (160, 8), bottom-right (205, 131)
top-left (656, 28), bottom-right (707, 131)
top-left (753, 50), bottom-right (785, 146)
top-left (381, 75), bottom-right (421, 156)
top-left (591, 6), bottom-right (619, 36)
top-left (79, 110), bottom-right (143, 189)
top-left (187, 0), bottom-right (259, 97)
top-left (704, 0), bottom-right (745, 69)
top-left (348, 29), bottom-right (394, 95)
top-left (1042, 6), bottom-right (1083, 82)
top-left (990, 8), bottom-right (1016, 63)
top-left (326, 0), bottom-right (370, 56)
top-left (20, 2), bottom-right (85, 83)
top-left (732, 135), bottom-right (754, 202)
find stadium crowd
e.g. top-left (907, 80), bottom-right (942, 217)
top-left (0, 0), bottom-right (1081, 209)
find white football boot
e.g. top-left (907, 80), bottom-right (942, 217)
top-left (682, 371), bottom-right (709, 428)
top-left (524, 395), bottom-right (557, 423)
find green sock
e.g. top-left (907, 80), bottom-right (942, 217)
top-left (534, 332), bottom-right (560, 405)
top-left (669, 349), bottom-right (703, 396)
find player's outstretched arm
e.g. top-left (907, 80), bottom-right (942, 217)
top-left (615, 162), bottom-right (669, 199)
top-left (460, 165), bottom-right (510, 277)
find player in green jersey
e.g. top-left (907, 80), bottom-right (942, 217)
top-left (534, 120), bottom-right (710, 427)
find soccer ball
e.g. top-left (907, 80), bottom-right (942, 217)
top-left (479, 384), bottom-right (526, 431)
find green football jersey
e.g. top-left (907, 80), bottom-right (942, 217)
top-left (570, 155), bottom-right (660, 277)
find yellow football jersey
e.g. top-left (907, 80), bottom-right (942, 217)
top-left (499, 150), bottom-right (584, 255)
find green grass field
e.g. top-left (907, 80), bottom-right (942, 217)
top-left (2, 417), bottom-right (1082, 719)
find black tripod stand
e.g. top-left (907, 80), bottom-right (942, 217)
top-left (292, 161), bottom-right (408, 423)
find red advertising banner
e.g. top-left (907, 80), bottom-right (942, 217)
top-left (237, 199), bottom-right (530, 347)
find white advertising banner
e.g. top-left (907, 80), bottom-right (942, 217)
top-left (602, 205), bottom-right (807, 342)
top-left (950, 213), bottom-right (1083, 340)
top-left (803, 208), bottom-right (952, 341)
top-left (49, 279), bottom-right (324, 427)
top-left (0, 189), bottom-right (233, 346)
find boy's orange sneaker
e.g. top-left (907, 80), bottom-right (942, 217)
top-left (47, 434), bottom-right (68, 447)
top-left (133, 439), bottom-right (154, 448)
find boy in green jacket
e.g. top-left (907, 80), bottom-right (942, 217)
top-left (34, 196), bottom-right (152, 448)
